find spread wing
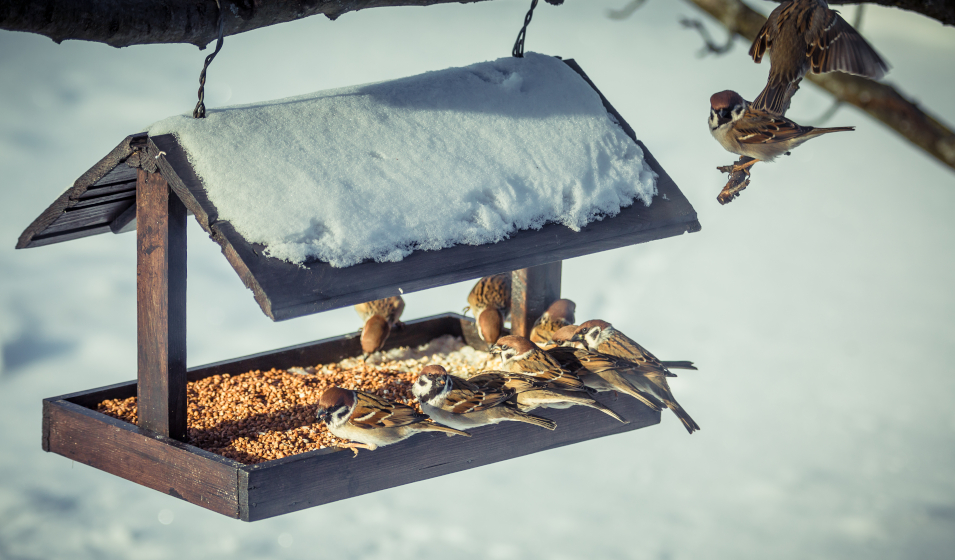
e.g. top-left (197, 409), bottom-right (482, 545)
top-left (808, 11), bottom-right (887, 79)
top-left (749, 2), bottom-right (784, 63)
top-left (350, 391), bottom-right (427, 429)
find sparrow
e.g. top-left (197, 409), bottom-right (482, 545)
top-left (572, 320), bottom-right (700, 434)
top-left (412, 365), bottom-right (557, 431)
top-left (488, 335), bottom-right (626, 422)
top-left (709, 90), bottom-right (854, 175)
top-left (546, 340), bottom-right (665, 412)
top-left (354, 296), bottom-right (405, 356)
top-left (529, 298), bottom-right (577, 348)
top-left (467, 370), bottom-right (624, 423)
top-left (464, 274), bottom-right (511, 345)
top-left (316, 387), bottom-right (470, 456)
top-left (749, 0), bottom-right (888, 115)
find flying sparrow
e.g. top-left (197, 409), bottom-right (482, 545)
top-left (354, 296), bottom-right (405, 356)
top-left (465, 274), bottom-right (511, 345)
top-left (750, 0), bottom-right (888, 115)
top-left (488, 335), bottom-right (626, 422)
top-left (572, 320), bottom-right (700, 434)
top-left (316, 386), bottom-right (470, 456)
top-left (529, 298), bottom-right (577, 348)
top-left (546, 344), bottom-right (665, 412)
top-left (412, 365), bottom-right (557, 431)
top-left (467, 370), bottom-right (625, 423)
top-left (709, 90), bottom-right (854, 175)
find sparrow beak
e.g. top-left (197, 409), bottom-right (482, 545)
top-left (316, 409), bottom-right (329, 423)
top-left (569, 332), bottom-right (584, 343)
top-left (488, 344), bottom-right (502, 355)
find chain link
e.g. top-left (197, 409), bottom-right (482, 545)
top-left (511, 0), bottom-right (539, 58)
top-left (193, 1), bottom-right (227, 119)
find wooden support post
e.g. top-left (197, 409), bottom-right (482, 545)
top-left (510, 262), bottom-right (561, 339)
top-left (137, 169), bottom-right (187, 440)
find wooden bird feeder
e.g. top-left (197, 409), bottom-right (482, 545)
top-left (19, 59), bottom-right (700, 521)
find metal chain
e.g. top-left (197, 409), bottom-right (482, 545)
top-left (511, 0), bottom-right (539, 58)
top-left (193, 1), bottom-right (226, 119)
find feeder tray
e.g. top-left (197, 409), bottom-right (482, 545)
top-left (20, 58), bottom-right (700, 521)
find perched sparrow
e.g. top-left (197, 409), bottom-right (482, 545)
top-left (572, 320), bottom-right (700, 434)
top-left (750, 0), bottom-right (888, 115)
top-left (316, 387), bottom-right (469, 456)
top-left (465, 274), bottom-right (511, 345)
top-left (546, 345), bottom-right (665, 412)
top-left (354, 296), bottom-right (405, 356)
top-left (489, 335), bottom-right (626, 422)
top-left (467, 370), bottom-right (624, 423)
top-left (412, 365), bottom-right (556, 431)
top-left (529, 299), bottom-right (577, 348)
top-left (709, 90), bottom-right (853, 175)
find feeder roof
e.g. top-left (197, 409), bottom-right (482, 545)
top-left (17, 57), bottom-right (700, 321)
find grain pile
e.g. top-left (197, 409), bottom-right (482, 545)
top-left (97, 335), bottom-right (497, 465)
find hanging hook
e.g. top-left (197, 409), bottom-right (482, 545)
top-left (193, 0), bottom-right (227, 119)
top-left (512, 0), bottom-right (539, 58)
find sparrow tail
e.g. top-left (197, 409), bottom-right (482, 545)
top-left (419, 422), bottom-right (471, 438)
top-left (810, 126), bottom-right (855, 135)
top-left (660, 360), bottom-right (697, 371)
top-left (665, 400), bottom-right (700, 434)
top-left (510, 410), bottom-right (558, 431)
top-left (599, 371), bottom-right (663, 411)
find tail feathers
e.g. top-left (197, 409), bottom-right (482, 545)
top-left (511, 410), bottom-right (557, 431)
top-left (665, 401), bottom-right (700, 434)
top-left (420, 422), bottom-right (471, 438)
top-left (518, 389), bottom-right (627, 423)
top-left (660, 360), bottom-right (697, 371)
top-left (586, 401), bottom-right (628, 424)
top-left (811, 126), bottom-right (855, 135)
top-left (753, 79), bottom-right (801, 116)
top-left (601, 371), bottom-right (663, 411)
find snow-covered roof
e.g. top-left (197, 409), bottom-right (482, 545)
top-left (18, 56), bottom-right (700, 320)
top-left (148, 54), bottom-right (657, 268)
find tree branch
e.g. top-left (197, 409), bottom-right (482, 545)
top-left (688, 0), bottom-right (955, 174)
top-left (774, 0), bottom-right (955, 27)
top-left (0, 0), bottom-right (495, 49)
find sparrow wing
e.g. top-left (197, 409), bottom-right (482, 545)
top-left (350, 391), bottom-right (427, 429)
top-left (443, 386), bottom-right (511, 414)
top-left (469, 371), bottom-right (547, 394)
top-left (808, 11), bottom-right (888, 79)
top-left (749, 3), bottom-right (782, 63)
top-left (735, 110), bottom-right (809, 145)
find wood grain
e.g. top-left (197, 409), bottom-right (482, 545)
top-left (511, 262), bottom-right (562, 338)
top-left (44, 399), bottom-right (240, 517)
top-left (137, 170), bottom-right (188, 440)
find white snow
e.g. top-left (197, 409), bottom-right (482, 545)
top-left (148, 53), bottom-right (656, 267)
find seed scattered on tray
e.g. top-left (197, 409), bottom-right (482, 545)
top-left (96, 336), bottom-right (498, 465)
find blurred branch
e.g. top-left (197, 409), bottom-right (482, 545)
top-left (771, 0), bottom-right (954, 26)
top-left (607, 0), bottom-right (648, 20)
top-left (687, 0), bottom-right (955, 173)
top-left (680, 17), bottom-right (736, 55)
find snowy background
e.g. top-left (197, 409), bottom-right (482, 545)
top-left (1, 0), bottom-right (954, 558)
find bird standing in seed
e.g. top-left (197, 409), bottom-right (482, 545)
top-left (529, 298), bottom-right (577, 348)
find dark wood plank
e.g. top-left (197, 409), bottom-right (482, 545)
top-left (25, 224), bottom-right (114, 248)
top-left (90, 164), bottom-right (139, 187)
top-left (44, 399), bottom-right (240, 517)
top-left (110, 202), bottom-right (138, 234)
top-left (240, 392), bottom-right (660, 521)
top-left (137, 170), bottom-right (188, 440)
top-left (38, 199), bottom-right (134, 234)
top-left (16, 133), bottom-right (146, 249)
top-left (511, 262), bottom-right (562, 338)
top-left (71, 190), bottom-right (135, 209)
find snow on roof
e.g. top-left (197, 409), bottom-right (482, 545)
top-left (148, 53), bottom-right (657, 268)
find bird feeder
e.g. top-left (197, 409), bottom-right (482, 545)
top-left (19, 56), bottom-right (700, 521)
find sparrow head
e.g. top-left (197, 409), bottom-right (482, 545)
top-left (542, 298), bottom-right (576, 325)
top-left (575, 319), bottom-right (613, 349)
top-left (476, 308), bottom-right (504, 345)
top-left (360, 314), bottom-right (391, 355)
top-left (317, 387), bottom-right (355, 428)
top-left (709, 90), bottom-right (748, 131)
top-left (489, 335), bottom-right (537, 364)
top-left (413, 365), bottom-right (452, 404)
top-left (550, 324), bottom-right (580, 346)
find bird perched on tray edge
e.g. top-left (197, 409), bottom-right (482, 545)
top-left (316, 386), bottom-right (470, 457)
top-left (354, 296), bottom-right (405, 358)
top-left (465, 274), bottom-right (511, 346)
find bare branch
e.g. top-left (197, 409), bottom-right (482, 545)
top-left (687, 0), bottom-right (955, 173)
top-left (773, 0), bottom-right (955, 27)
top-left (680, 17), bottom-right (736, 55)
top-left (0, 0), bottom-right (497, 49)
top-left (607, 0), bottom-right (648, 20)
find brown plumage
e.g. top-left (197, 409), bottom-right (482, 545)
top-left (529, 298), bottom-right (577, 347)
top-left (573, 320), bottom-right (700, 434)
top-left (467, 370), bottom-right (625, 423)
top-left (546, 345), bottom-right (664, 412)
top-left (355, 296), bottom-right (405, 356)
top-left (465, 274), bottom-right (511, 345)
top-left (749, 0), bottom-right (888, 115)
